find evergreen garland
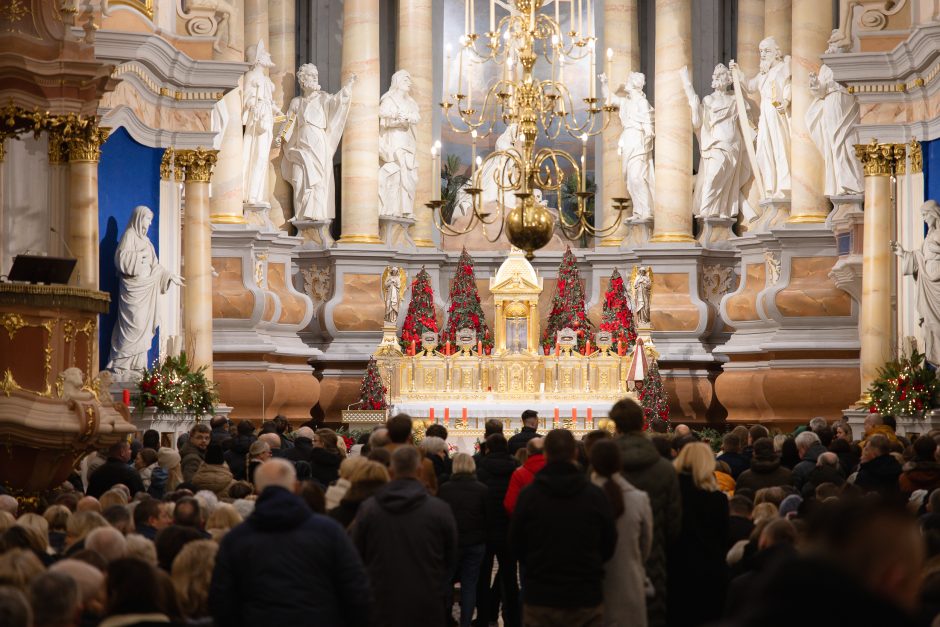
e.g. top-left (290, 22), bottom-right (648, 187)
top-left (358, 358), bottom-right (388, 410)
top-left (866, 348), bottom-right (940, 416)
top-left (441, 249), bottom-right (493, 350)
top-left (598, 269), bottom-right (638, 350)
top-left (399, 267), bottom-right (439, 351)
top-left (541, 247), bottom-right (593, 351)
top-left (136, 352), bottom-right (218, 415)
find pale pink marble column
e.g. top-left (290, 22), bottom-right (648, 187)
top-left (339, 0), bottom-right (382, 244)
top-left (244, 0), bottom-right (269, 53)
top-left (736, 0), bottom-right (765, 79)
top-left (764, 0), bottom-right (791, 56)
top-left (66, 128), bottom-right (109, 290)
top-left (599, 0), bottom-right (639, 246)
top-left (789, 0), bottom-right (831, 222)
top-left (399, 0), bottom-right (435, 247)
top-left (268, 0), bottom-right (295, 225)
top-left (650, 0), bottom-right (694, 243)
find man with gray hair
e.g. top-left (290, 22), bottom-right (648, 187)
top-left (210, 457), bottom-right (368, 625)
top-left (29, 571), bottom-right (80, 627)
top-left (354, 446), bottom-right (458, 626)
top-left (49, 559), bottom-right (106, 619)
top-left (800, 451), bottom-right (846, 499)
top-left (0, 587), bottom-right (30, 627)
top-left (855, 434), bottom-right (902, 496)
top-left (792, 431), bottom-right (827, 491)
top-left (84, 526), bottom-right (127, 562)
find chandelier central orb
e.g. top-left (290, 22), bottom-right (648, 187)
top-left (428, 0), bottom-right (631, 259)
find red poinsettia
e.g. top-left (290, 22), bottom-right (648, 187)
top-left (400, 267), bottom-right (439, 351)
top-left (598, 269), bottom-right (638, 349)
top-left (541, 247), bottom-right (593, 350)
top-left (442, 248), bottom-right (492, 349)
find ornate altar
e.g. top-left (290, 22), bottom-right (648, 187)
top-left (0, 283), bottom-right (136, 494)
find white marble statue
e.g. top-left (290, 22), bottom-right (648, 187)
top-left (731, 37), bottom-right (791, 199)
top-left (478, 122), bottom-right (523, 209)
top-left (277, 64), bottom-right (356, 222)
top-left (379, 70), bottom-right (420, 219)
top-left (681, 63), bottom-right (756, 221)
top-left (892, 200), bottom-right (940, 366)
top-left (107, 206), bottom-right (182, 376)
top-left (599, 71), bottom-right (655, 219)
top-left (241, 40), bottom-right (281, 205)
top-left (807, 64), bottom-right (864, 196)
top-left (631, 266), bottom-right (652, 328)
top-left (382, 266), bottom-right (403, 325)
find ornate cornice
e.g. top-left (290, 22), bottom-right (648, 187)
top-left (174, 148), bottom-right (217, 183)
top-left (854, 139), bottom-right (906, 177)
top-left (0, 104), bottom-right (109, 163)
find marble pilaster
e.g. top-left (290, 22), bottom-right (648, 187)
top-left (175, 149), bottom-right (219, 378)
top-left (66, 127), bottom-right (109, 291)
top-left (338, 0), bottom-right (382, 245)
top-left (398, 0), bottom-right (435, 247)
top-left (269, 0), bottom-right (296, 226)
top-left (599, 0), bottom-right (639, 247)
top-left (650, 0), bottom-right (694, 244)
top-left (764, 0), bottom-right (792, 56)
top-left (855, 141), bottom-right (905, 402)
top-left (788, 0), bottom-right (831, 224)
top-left (244, 0), bottom-right (269, 53)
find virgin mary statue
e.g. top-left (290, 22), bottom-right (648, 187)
top-left (894, 200), bottom-right (940, 366)
top-left (107, 205), bottom-right (181, 376)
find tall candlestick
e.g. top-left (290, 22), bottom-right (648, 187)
top-left (457, 44), bottom-right (464, 95)
top-left (605, 47), bottom-right (613, 83)
top-left (445, 44), bottom-right (452, 97)
top-left (469, 0), bottom-right (475, 33)
top-left (578, 0), bottom-right (583, 37)
top-left (467, 58), bottom-right (473, 110)
top-left (580, 133), bottom-right (588, 192)
top-left (471, 130), bottom-right (478, 178)
top-left (555, 0), bottom-right (560, 28)
top-left (589, 39), bottom-right (596, 100)
top-left (587, 0), bottom-right (593, 37)
top-left (489, 0), bottom-right (495, 33)
top-left (569, 0), bottom-right (575, 32)
top-left (465, 0), bottom-right (469, 34)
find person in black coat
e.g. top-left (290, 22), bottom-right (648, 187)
top-left (717, 433), bottom-right (750, 479)
top-left (209, 459), bottom-right (368, 627)
top-left (800, 452), bottom-right (845, 499)
top-left (284, 427), bottom-right (316, 464)
top-left (438, 454), bottom-right (489, 627)
top-left (473, 433), bottom-right (520, 627)
top-left (309, 429), bottom-right (343, 488)
top-left (223, 421), bottom-right (256, 481)
top-left (353, 446), bottom-right (458, 627)
top-left (507, 410), bottom-right (541, 456)
top-left (854, 434), bottom-right (902, 496)
top-left (668, 442), bottom-right (730, 627)
top-left (86, 440), bottom-right (145, 499)
top-left (509, 429), bottom-right (616, 625)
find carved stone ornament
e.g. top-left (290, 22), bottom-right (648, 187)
top-left (854, 139), bottom-right (906, 177)
top-left (765, 252), bottom-right (782, 286)
top-left (701, 265), bottom-right (736, 307)
top-left (557, 328), bottom-right (577, 348)
top-left (421, 332), bottom-right (439, 351)
top-left (176, 0), bottom-right (236, 52)
top-left (174, 148), bottom-right (219, 183)
top-left (301, 265), bottom-right (333, 310)
top-left (456, 328), bottom-right (477, 348)
top-left (829, 0), bottom-right (908, 52)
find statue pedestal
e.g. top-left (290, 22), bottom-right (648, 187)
top-left (375, 321), bottom-right (403, 357)
top-left (244, 202), bottom-right (276, 232)
top-left (827, 194), bottom-right (864, 303)
top-left (625, 216), bottom-right (654, 248)
top-left (379, 216), bottom-right (417, 250)
top-left (755, 198), bottom-right (791, 232)
top-left (697, 216), bottom-right (737, 249)
top-left (293, 219), bottom-right (335, 250)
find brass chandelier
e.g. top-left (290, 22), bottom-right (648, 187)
top-left (427, 0), bottom-right (631, 260)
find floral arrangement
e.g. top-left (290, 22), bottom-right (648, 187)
top-left (136, 352), bottom-right (218, 415)
top-left (441, 249), bottom-right (492, 351)
top-left (865, 348), bottom-right (940, 416)
top-left (359, 358), bottom-right (388, 410)
top-left (542, 247), bottom-right (593, 351)
top-left (400, 266), bottom-right (439, 352)
top-left (599, 269), bottom-right (638, 351)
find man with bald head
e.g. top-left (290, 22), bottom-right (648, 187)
top-left (210, 459), bottom-right (368, 626)
top-left (76, 496), bottom-right (101, 513)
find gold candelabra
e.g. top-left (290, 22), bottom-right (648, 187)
top-left (428, 0), bottom-right (630, 260)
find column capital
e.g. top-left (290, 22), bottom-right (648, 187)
top-left (908, 139), bottom-right (923, 175)
top-left (174, 148), bottom-right (219, 183)
top-left (65, 125), bottom-right (110, 163)
top-left (854, 140), bottom-right (905, 177)
top-left (48, 131), bottom-right (69, 165)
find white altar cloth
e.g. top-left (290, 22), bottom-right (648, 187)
top-left (391, 399), bottom-right (617, 421)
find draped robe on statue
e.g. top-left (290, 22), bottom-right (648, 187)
top-left (806, 64), bottom-right (863, 196)
top-left (242, 66), bottom-right (278, 204)
top-left (618, 94), bottom-right (655, 220)
top-left (690, 91), bottom-right (755, 220)
top-left (899, 233), bottom-right (940, 366)
top-left (746, 60), bottom-right (791, 198)
top-left (107, 206), bottom-right (175, 374)
top-left (281, 84), bottom-right (352, 221)
top-left (378, 89), bottom-right (419, 218)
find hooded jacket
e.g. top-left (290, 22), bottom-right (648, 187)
top-left (209, 486), bottom-right (369, 627)
top-left (223, 435), bottom-right (254, 481)
top-left (179, 441), bottom-right (205, 483)
top-left (855, 453), bottom-right (902, 496)
top-left (792, 442), bottom-right (828, 489)
top-left (191, 462), bottom-right (236, 498)
top-left (508, 461), bottom-right (616, 609)
top-left (735, 456), bottom-right (794, 492)
top-left (503, 453), bottom-right (546, 515)
top-left (353, 479), bottom-right (457, 627)
top-left (899, 460), bottom-right (940, 495)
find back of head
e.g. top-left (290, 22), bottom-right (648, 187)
top-left (295, 426), bottom-right (315, 441)
top-left (526, 437), bottom-right (544, 456)
top-left (485, 433), bottom-right (508, 454)
top-left (236, 420), bottom-right (255, 437)
top-left (674, 442), bottom-right (717, 491)
top-left (452, 453), bottom-right (476, 475)
top-left (0, 549), bottom-right (44, 591)
top-left (809, 416), bottom-right (828, 433)
top-left (205, 444), bottom-right (225, 465)
top-left (610, 398), bottom-right (644, 434)
top-left (106, 558), bottom-right (165, 616)
top-left (142, 429), bottom-right (160, 450)
top-left (817, 452), bottom-right (839, 469)
top-left (484, 419), bottom-right (504, 437)
top-left (722, 433), bottom-right (741, 454)
top-left (125, 534), bottom-right (157, 565)
top-left (425, 424), bottom-right (448, 440)
top-left (49, 559), bottom-right (104, 606)
top-left (544, 429), bottom-right (576, 464)
top-left (521, 410), bottom-right (538, 426)
top-left (729, 495), bottom-right (754, 518)
top-left (85, 526), bottom-right (127, 563)
top-left (867, 433), bottom-right (890, 457)
top-left (29, 571), bottom-right (79, 627)
top-left (43, 505), bottom-right (71, 532)
top-left (338, 455), bottom-right (368, 480)
top-left (915, 434), bottom-right (938, 462)
top-left (589, 439), bottom-right (622, 478)
top-left (368, 427), bottom-right (390, 449)
top-left (170, 539), bottom-right (218, 619)
top-left (386, 414), bottom-right (413, 444)
top-left (254, 458), bottom-right (297, 493)
top-left (67, 511), bottom-right (108, 544)
top-left (794, 430), bottom-right (820, 453)
top-left (0, 586), bottom-right (31, 627)
top-left (758, 518), bottom-right (797, 550)
top-left (748, 424), bottom-right (770, 444)
top-left (154, 525), bottom-right (204, 572)
top-left (421, 436), bottom-right (447, 457)
top-left (133, 498), bottom-right (161, 529)
top-left (258, 432), bottom-right (281, 450)
top-left (350, 460), bottom-right (391, 486)
top-left (102, 505), bottom-right (131, 533)
top-left (390, 446), bottom-right (422, 478)
top-left (173, 497), bottom-right (202, 528)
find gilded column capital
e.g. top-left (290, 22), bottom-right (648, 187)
top-left (908, 139), bottom-right (923, 175)
top-left (160, 148), bottom-right (183, 181)
top-left (854, 139), bottom-right (906, 177)
top-left (174, 148), bottom-right (218, 183)
top-left (48, 131), bottom-right (69, 165)
top-left (65, 126), bottom-right (110, 163)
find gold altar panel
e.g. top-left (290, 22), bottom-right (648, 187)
top-left (589, 354), bottom-right (623, 396)
top-left (489, 358), bottom-right (542, 397)
top-left (544, 355), bottom-right (588, 397)
top-left (450, 356), bottom-right (484, 396)
top-left (412, 355), bottom-right (448, 395)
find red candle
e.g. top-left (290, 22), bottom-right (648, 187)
top-left (478, 340), bottom-right (483, 355)
top-left (617, 340), bottom-right (624, 356)
top-left (462, 407), bottom-right (468, 421)
top-left (571, 408), bottom-right (577, 422)
top-left (445, 341), bottom-right (451, 356)
top-left (429, 407), bottom-right (435, 422)
top-left (410, 340), bottom-right (416, 355)
top-left (444, 407), bottom-right (450, 424)
top-left (122, 389), bottom-right (130, 406)
top-left (555, 344), bottom-right (560, 357)
top-left (587, 407), bottom-right (593, 424)
top-left (553, 407), bottom-right (559, 427)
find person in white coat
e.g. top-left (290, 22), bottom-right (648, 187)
top-left (589, 438), bottom-right (654, 627)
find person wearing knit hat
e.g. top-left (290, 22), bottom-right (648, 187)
top-left (150, 447), bottom-right (182, 498)
top-left (192, 444), bottom-right (236, 498)
top-left (778, 494), bottom-right (803, 519)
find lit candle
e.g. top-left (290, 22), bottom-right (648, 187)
top-left (122, 388), bottom-right (131, 406)
top-left (580, 133), bottom-right (588, 192)
top-left (589, 39), bottom-right (596, 100)
top-left (554, 407), bottom-right (560, 426)
top-left (445, 44), bottom-right (452, 96)
top-left (490, 0), bottom-right (495, 33)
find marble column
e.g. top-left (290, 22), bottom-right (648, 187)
top-left (599, 0), bottom-right (639, 246)
top-left (244, 0), bottom-right (269, 52)
top-left (650, 0), bottom-right (694, 243)
top-left (788, 0), bottom-right (831, 223)
top-left (399, 0), bottom-right (435, 247)
top-left (764, 0), bottom-right (791, 56)
top-left (209, 90), bottom-right (247, 225)
top-left (269, 0), bottom-right (296, 224)
top-left (65, 126), bottom-right (109, 290)
top-left (175, 149), bottom-right (219, 378)
top-left (855, 141), bottom-right (905, 401)
top-left (736, 0), bottom-right (765, 81)
top-left (338, 0), bottom-right (382, 244)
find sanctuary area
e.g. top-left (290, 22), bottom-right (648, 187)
top-left (0, 0), bottom-right (938, 488)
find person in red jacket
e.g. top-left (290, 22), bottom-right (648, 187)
top-left (504, 437), bottom-right (545, 515)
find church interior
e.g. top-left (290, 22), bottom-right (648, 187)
top-left (1, 0), bottom-right (939, 490)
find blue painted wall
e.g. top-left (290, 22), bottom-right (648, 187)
top-left (98, 128), bottom-right (164, 371)
top-left (926, 138), bottom-right (940, 205)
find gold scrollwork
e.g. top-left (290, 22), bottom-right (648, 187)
top-left (854, 139), bottom-right (906, 177)
top-left (0, 313), bottom-right (27, 339)
top-left (1, 369), bottom-right (18, 396)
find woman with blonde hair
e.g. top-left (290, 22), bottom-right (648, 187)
top-left (171, 539), bottom-right (218, 621)
top-left (668, 442), bottom-right (730, 627)
top-left (325, 455), bottom-right (368, 510)
top-left (14, 513), bottom-right (51, 556)
top-left (206, 503), bottom-right (243, 541)
top-left (64, 511), bottom-right (109, 555)
top-left (327, 460), bottom-right (389, 528)
top-left (43, 504), bottom-right (71, 554)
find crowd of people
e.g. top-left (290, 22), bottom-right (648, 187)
top-left (1, 404), bottom-right (939, 626)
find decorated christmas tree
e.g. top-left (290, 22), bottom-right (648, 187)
top-left (442, 249), bottom-right (493, 350)
top-left (399, 267), bottom-right (439, 352)
top-left (358, 358), bottom-right (388, 410)
top-left (599, 269), bottom-right (638, 351)
top-left (541, 247), bottom-right (593, 351)
top-left (635, 360), bottom-right (669, 427)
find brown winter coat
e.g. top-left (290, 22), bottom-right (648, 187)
top-left (192, 462), bottom-right (236, 497)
